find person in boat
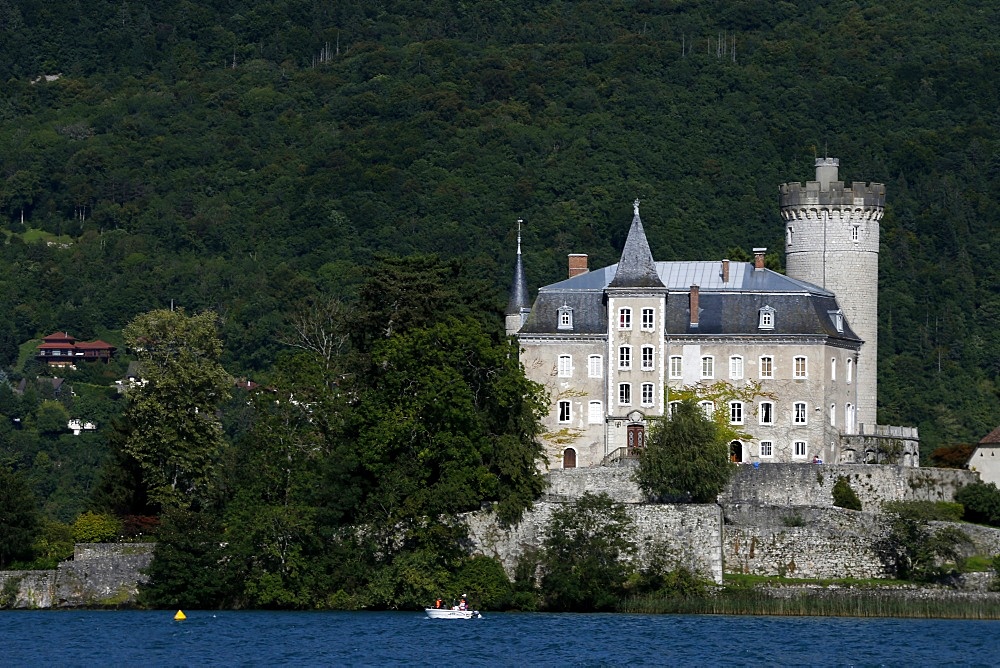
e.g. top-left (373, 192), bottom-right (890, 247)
top-left (434, 598), bottom-right (442, 609)
top-left (458, 596), bottom-right (467, 611)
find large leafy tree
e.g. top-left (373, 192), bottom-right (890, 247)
top-left (122, 309), bottom-right (231, 510)
top-left (350, 316), bottom-right (548, 528)
top-left (636, 399), bottom-right (734, 503)
top-left (539, 492), bottom-right (636, 611)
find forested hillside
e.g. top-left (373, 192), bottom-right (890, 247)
top-left (2, 0), bottom-right (999, 459)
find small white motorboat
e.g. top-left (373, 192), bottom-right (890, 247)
top-left (425, 607), bottom-right (482, 619)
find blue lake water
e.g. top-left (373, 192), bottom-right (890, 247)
top-left (2, 610), bottom-right (998, 666)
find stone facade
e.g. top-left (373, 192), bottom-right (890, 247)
top-left (0, 543), bottom-right (154, 609)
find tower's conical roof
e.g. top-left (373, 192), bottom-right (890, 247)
top-left (608, 200), bottom-right (665, 289)
top-left (506, 222), bottom-right (530, 314)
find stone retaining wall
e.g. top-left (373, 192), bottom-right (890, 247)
top-left (0, 570), bottom-right (57, 609)
top-left (723, 505), bottom-right (888, 579)
top-left (0, 543), bottom-right (154, 609)
top-left (465, 501), bottom-right (723, 583)
top-left (720, 464), bottom-right (977, 509)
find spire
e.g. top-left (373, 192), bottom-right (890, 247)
top-left (506, 219), bottom-right (530, 315)
top-left (609, 199), bottom-right (665, 289)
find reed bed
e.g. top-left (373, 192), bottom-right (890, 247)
top-left (621, 590), bottom-right (1000, 619)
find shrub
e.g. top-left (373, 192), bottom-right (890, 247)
top-left (956, 483), bottom-right (1000, 526)
top-left (832, 476), bottom-right (862, 511)
top-left (71, 511), bottom-right (123, 543)
top-left (875, 515), bottom-right (972, 582)
top-left (882, 501), bottom-right (964, 522)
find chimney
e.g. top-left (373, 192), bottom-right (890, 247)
top-left (721, 259), bottom-right (730, 284)
top-left (689, 285), bottom-right (699, 327)
top-left (753, 247), bottom-right (767, 270)
top-left (568, 254), bottom-right (588, 278)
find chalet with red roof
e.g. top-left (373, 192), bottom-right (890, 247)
top-left (36, 332), bottom-right (116, 367)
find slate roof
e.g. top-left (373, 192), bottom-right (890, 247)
top-left (608, 206), bottom-right (665, 289)
top-left (505, 251), bottom-right (530, 315)
top-left (519, 260), bottom-right (859, 342)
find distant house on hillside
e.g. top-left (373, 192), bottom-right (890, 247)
top-left (36, 332), bottom-right (116, 367)
top-left (968, 426), bottom-right (1000, 486)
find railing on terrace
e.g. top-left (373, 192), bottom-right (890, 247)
top-left (601, 446), bottom-right (643, 467)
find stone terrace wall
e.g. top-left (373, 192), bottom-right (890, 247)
top-left (542, 465), bottom-right (645, 503)
top-left (724, 505), bottom-right (887, 579)
top-left (0, 543), bottom-right (154, 609)
top-left (464, 501), bottom-right (723, 583)
top-left (55, 543), bottom-right (155, 606)
top-left (720, 464), bottom-right (978, 510)
top-left (0, 570), bottom-right (57, 608)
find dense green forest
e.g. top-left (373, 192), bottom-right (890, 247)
top-left (1, 0), bottom-right (1000, 603)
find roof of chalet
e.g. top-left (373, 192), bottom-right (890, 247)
top-left (980, 426), bottom-right (1000, 445)
top-left (519, 260), bottom-right (859, 342)
top-left (43, 332), bottom-right (75, 342)
top-left (74, 340), bottom-right (116, 350)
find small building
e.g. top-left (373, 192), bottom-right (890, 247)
top-left (968, 426), bottom-right (1000, 486)
top-left (36, 332), bottom-right (116, 367)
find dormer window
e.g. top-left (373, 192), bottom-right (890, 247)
top-left (829, 309), bottom-right (844, 333)
top-left (558, 306), bottom-right (573, 330)
top-left (758, 305), bottom-right (775, 330)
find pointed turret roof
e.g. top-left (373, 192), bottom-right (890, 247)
top-left (505, 220), bottom-right (530, 315)
top-left (608, 200), bottom-right (665, 289)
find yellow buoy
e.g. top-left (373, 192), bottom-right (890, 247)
top-left (174, 610), bottom-right (187, 621)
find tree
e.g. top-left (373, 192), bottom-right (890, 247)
top-left (539, 492), bottom-right (636, 611)
top-left (0, 466), bottom-right (39, 567)
top-left (139, 508), bottom-right (235, 609)
top-left (955, 482), bottom-right (1000, 526)
top-left (349, 316), bottom-right (548, 528)
top-left (122, 309), bottom-right (231, 510)
top-left (34, 400), bottom-right (69, 435)
top-left (832, 476), bottom-right (863, 511)
top-left (636, 399), bottom-right (734, 503)
top-left (874, 514), bottom-right (972, 582)
top-left (71, 511), bottom-right (122, 543)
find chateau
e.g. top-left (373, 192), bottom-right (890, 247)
top-left (507, 159), bottom-right (919, 470)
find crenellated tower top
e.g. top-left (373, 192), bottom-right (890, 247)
top-left (779, 158), bottom-right (885, 211)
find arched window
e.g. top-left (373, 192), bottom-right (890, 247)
top-left (619, 346), bottom-right (632, 370)
top-left (641, 383), bottom-right (654, 406)
top-left (557, 355), bottom-right (572, 378)
top-left (846, 358), bottom-right (853, 384)
top-left (730, 441), bottom-right (743, 463)
top-left (729, 356), bottom-right (743, 380)
top-left (563, 448), bottom-right (577, 469)
top-left (641, 345), bottom-right (655, 370)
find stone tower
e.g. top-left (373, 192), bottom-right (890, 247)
top-left (780, 158), bottom-right (885, 427)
